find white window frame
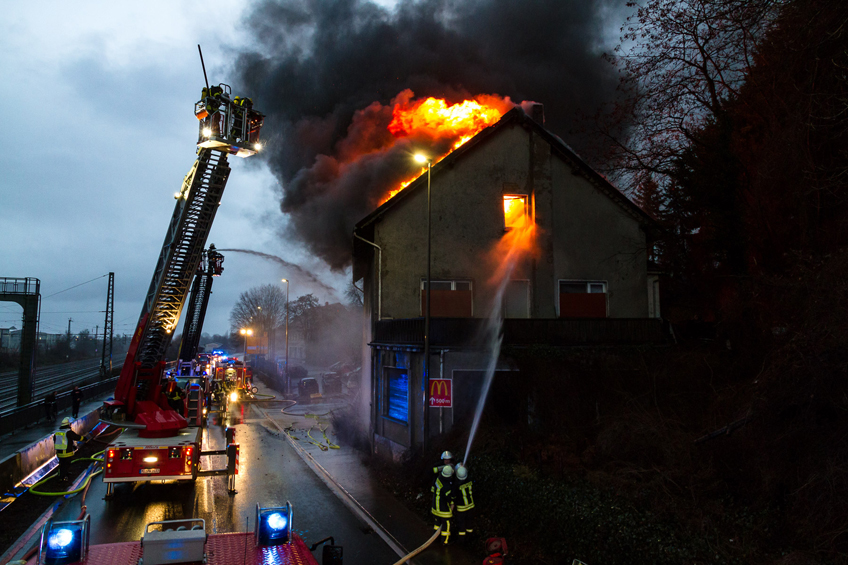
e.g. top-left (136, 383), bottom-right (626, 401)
top-left (556, 279), bottom-right (609, 318)
top-left (420, 279), bottom-right (474, 316)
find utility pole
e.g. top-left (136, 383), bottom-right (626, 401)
top-left (100, 272), bottom-right (114, 379)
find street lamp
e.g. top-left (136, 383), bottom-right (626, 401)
top-left (281, 279), bottom-right (290, 397)
top-left (414, 153), bottom-right (431, 450)
top-left (239, 328), bottom-right (253, 361)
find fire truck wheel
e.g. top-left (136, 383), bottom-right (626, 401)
top-left (251, 386), bottom-right (258, 394)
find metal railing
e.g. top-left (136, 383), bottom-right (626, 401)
top-left (372, 317), bottom-right (670, 347)
top-left (0, 377), bottom-right (118, 437)
top-left (0, 277), bottom-right (40, 295)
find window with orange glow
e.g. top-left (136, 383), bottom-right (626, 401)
top-left (503, 195), bottom-right (528, 229)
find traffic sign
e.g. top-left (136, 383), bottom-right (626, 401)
top-left (428, 379), bottom-right (452, 408)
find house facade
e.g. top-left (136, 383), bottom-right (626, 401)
top-left (353, 106), bottom-right (665, 458)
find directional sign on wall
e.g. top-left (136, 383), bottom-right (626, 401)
top-left (429, 379), bottom-right (452, 408)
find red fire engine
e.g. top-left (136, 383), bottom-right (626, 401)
top-left (100, 62), bottom-right (264, 494)
top-left (26, 502), bottom-right (344, 565)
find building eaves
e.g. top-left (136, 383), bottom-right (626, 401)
top-left (354, 106), bottom-right (657, 231)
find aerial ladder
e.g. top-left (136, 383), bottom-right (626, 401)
top-left (176, 245), bottom-right (224, 375)
top-left (101, 55), bottom-right (264, 492)
top-left (175, 246), bottom-right (224, 424)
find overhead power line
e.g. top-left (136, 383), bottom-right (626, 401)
top-left (44, 274), bottom-right (108, 299)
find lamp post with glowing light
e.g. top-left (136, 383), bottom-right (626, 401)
top-left (281, 278), bottom-right (290, 396)
top-left (239, 328), bottom-right (253, 362)
top-left (414, 153), bottom-right (432, 450)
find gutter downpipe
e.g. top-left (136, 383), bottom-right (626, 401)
top-left (353, 232), bottom-right (381, 321)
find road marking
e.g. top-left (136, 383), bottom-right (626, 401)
top-left (253, 404), bottom-right (416, 564)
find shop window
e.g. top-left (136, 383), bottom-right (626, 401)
top-left (383, 368), bottom-right (409, 423)
top-left (421, 280), bottom-right (473, 317)
top-left (558, 280), bottom-right (607, 318)
top-left (503, 195), bottom-right (528, 229)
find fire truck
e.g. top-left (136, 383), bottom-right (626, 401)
top-left (100, 70), bottom-right (264, 494)
top-left (27, 502), bottom-right (346, 565)
top-left (212, 359), bottom-right (256, 407)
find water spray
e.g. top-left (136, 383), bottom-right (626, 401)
top-left (216, 248), bottom-right (338, 299)
top-left (463, 218), bottom-right (535, 464)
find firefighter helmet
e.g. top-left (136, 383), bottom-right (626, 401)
top-left (61, 417), bottom-right (72, 427)
top-left (455, 464), bottom-right (467, 480)
top-left (440, 450), bottom-right (453, 461)
top-left (440, 465), bottom-right (454, 478)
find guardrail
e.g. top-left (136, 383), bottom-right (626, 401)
top-left (0, 377), bottom-right (118, 437)
top-left (372, 317), bottom-right (671, 347)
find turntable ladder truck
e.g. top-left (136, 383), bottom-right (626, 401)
top-left (102, 84), bottom-right (263, 495)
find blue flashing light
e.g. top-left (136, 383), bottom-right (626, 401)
top-left (256, 505), bottom-right (291, 546)
top-left (45, 523), bottom-right (83, 564)
top-left (267, 512), bottom-right (287, 531)
top-left (47, 528), bottom-right (73, 550)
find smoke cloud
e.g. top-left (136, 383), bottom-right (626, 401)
top-left (236, 0), bottom-right (626, 270)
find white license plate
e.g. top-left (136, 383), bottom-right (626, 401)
top-left (140, 468), bottom-right (160, 474)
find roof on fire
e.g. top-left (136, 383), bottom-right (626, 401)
top-left (354, 106), bottom-right (655, 232)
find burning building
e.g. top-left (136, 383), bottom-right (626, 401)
top-left (352, 103), bottom-right (665, 458)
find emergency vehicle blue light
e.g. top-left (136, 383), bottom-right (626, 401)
top-left (256, 503), bottom-right (292, 546)
top-left (45, 523), bottom-right (83, 564)
top-left (47, 528), bottom-right (73, 549)
top-left (267, 512), bottom-right (287, 531)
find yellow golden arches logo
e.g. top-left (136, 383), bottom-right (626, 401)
top-left (430, 379), bottom-right (449, 397)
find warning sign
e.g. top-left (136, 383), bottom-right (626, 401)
top-left (429, 379), bottom-right (452, 408)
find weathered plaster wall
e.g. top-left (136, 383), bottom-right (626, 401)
top-left (550, 158), bottom-right (649, 317)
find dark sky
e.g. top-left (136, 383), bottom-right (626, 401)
top-left (235, 0), bottom-right (628, 271)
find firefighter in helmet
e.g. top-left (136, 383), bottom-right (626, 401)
top-left (199, 85), bottom-right (224, 135)
top-left (54, 417), bottom-right (82, 481)
top-left (431, 464), bottom-right (455, 544)
top-left (166, 377), bottom-right (186, 415)
top-left (231, 96), bottom-right (253, 141)
top-left (433, 450), bottom-right (453, 476)
top-left (454, 463), bottom-right (475, 537)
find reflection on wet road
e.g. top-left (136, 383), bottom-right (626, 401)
top-left (50, 397), bottom-right (400, 564)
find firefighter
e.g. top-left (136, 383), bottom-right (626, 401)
top-left (431, 464), bottom-right (455, 544)
top-left (200, 85), bottom-right (224, 135)
top-left (454, 463), bottom-right (475, 537)
top-left (166, 379), bottom-right (186, 414)
top-left (231, 96), bottom-right (253, 140)
top-left (54, 417), bottom-right (82, 482)
top-left (433, 450), bottom-right (453, 476)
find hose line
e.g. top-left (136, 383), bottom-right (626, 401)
top-left (390, 526), bottom-right (442, 565)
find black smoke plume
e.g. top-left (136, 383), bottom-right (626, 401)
top-left (236, 0), bottom-right (626, 270)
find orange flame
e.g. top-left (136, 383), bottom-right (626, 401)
top-left (379, 91), bottom-right (514, 204)
top-left (489, 208), bottom-right (537, 289)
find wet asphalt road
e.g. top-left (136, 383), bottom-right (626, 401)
top-left (48, 399), bottom-right (401, 565)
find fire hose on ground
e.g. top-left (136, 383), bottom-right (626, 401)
top-left (390, 526), bottom-right (443, 565)
top-left (28, 451), bottom-right (105, 497)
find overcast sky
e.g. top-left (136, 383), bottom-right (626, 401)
top-left (1, 1), bottom-right (351, 339)
top-left (2, 0), bottom-right (627, 347)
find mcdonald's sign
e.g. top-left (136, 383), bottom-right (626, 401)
top-left (429, 379), bottom-right (452, 408)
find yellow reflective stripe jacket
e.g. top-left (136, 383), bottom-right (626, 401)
top-left (54, 430), bottom-right (74, 458)
top-left (430, 477), bottom-right (453, 518)
top-left (456, 479), bottom-right (475, 511)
